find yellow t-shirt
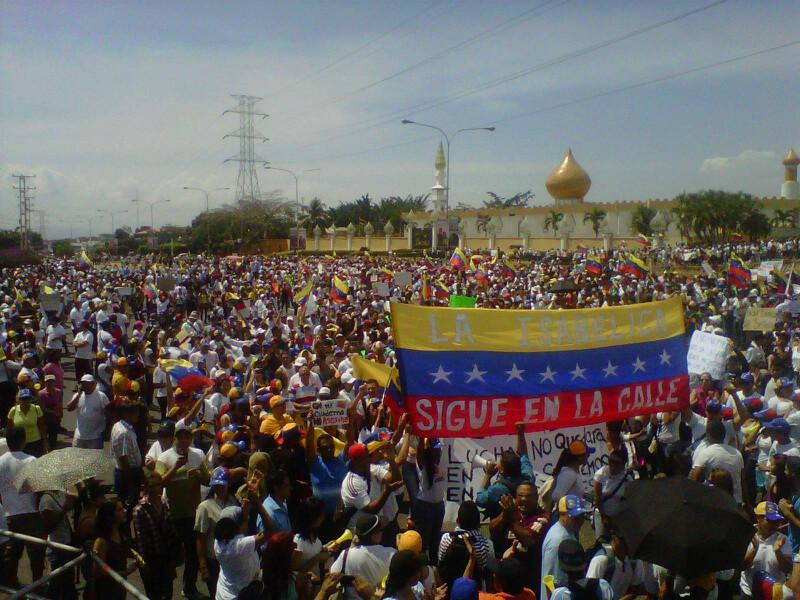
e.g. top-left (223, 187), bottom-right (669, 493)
top-left (9, 404), bottom-right (43, 443)
top-left (259, 413), bottom-right (293, 437)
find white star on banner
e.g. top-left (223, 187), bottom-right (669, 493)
top-left (659, 349), bottom-right (672, 366)
top-left (539, 365), bottom-right (557, 384)
top-left (505, 363), bottom-right (525, 382)
top-left (602, 360), bottom-right (618, 378)
top-left (430, 365), bottom-right (452, 384)
top-left (465, 364), bottom-right (487, 383)
top-left (632, 356), bottom-right (647, 373)
top-left (570, 363), bottom-right (587, 380)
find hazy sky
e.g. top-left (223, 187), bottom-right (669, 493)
top-left (1, 0), bottom-right (799, 239)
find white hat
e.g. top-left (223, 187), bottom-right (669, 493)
top-left (318, 387), bottom-right (331, 397)
top-left (341, 372), bottom-right (355, 385)
top-left (294, 357), bottom-right (307, 368)
top-left (80, 374), bottom-right (95, 383)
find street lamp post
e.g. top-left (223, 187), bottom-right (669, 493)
top-left (264, 167), bottom-right (320, 225)
top-left (97, 209), bottom-right (128, 236)
top-left (183, 186), bottom-right (230, 252)
top-left (145, 199), bottom-right (170, 231)
top-left (400, 120), bottom-right (495, 212)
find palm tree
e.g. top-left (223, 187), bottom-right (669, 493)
top-left (630, 205), bottom-right (656, 236)
top-left (300, 197), bottom-right (328, 230)
top-left (582, 207), bottom-right (607, 238)
top-left (476, 215), bottom-right (490, 236)
top-left (771, 209), bottom-right (795, 228)
top-left (543, 211), bottom-right (564, 238)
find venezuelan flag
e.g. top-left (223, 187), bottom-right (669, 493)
top-left (635, 234), bottom-right (651, 248)
top-left (450, 247), bottom-right (467, 269)
top-left (474, 269), bottom-right (489, 287)
top-left (78, 251), bottom-right (93, 269)
top-left (420, 253), bottom-right (435, 271)
top-left (585, 255), bottom-right (603, 276)
top-left (497, 260), bottom-right (517, 278)
top-left (380, 267), bottom-right (395, 280)
top-left (421, 275), bottom-right (431, 302)
top-left (621, 255), bottom-right (649, 279)
top-left (295, 281), bottom-right (313, 307)
top-left (226, 292), bottom-right (246, 312)
top-left (160, 359), bottom-right (214, 393)
top-left (331, 276), bottom-right (349, 304)
top-left (433, 279), bottom-right (450, 299)
top-left (469, 254), bottom-right (484, 269)
top-left (390, 297), bottom-right (688, 438)
top-left (141, 284), bottom-right (157, 302)
top-left (728, 253), bottom-right (751, 289)
top-left (770, 270), bottom-right (787, 293)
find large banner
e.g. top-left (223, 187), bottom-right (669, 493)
top-left (391, 297), bottom-right (689, 437)
top-left (441, 425), bottom-right (610, 525)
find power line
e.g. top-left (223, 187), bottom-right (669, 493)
top-left (294, 0), bottom-right (730, 149)
top-left (280, 0), bottom-right (570, 120)
top-left (267, 0), bottom-right (449, 99)
top-left (307, 39), bottom-right (799, 164)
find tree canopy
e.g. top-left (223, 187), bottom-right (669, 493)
top-left (671, 190), bottom-right (772, 242)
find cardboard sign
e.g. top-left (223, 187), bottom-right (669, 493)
top-left (441, 425), bottom-right (610, 526)
top-left (373, 282), bottom-right (390, 297)
top-left (778, 300), bottom-right (800, 317)
top-left (701, 261), bottom-right (715, 276)
top-left (40, 294), bottom-right (62, 312)
top-left (394, 271), bottom-right (412, 289)
top-left (156, 277), bottom-right (176, 292)
top-left (743, 307), bottom-right (778, 332)
top-left (116, 287), bottom-right (133, 297)
top-left (756, 260), bottom-right (783, 277)
top-left (687, 330), bottom-right (730, 380)
top-left (311, 399), bottom-right (349, 427)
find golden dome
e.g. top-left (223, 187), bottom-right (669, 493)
top-left (546, 149), bottom-right (591, 201)
top-left (783, 148), bottom-right (799, 166)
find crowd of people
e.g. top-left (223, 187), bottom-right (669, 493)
top-left (1, 239), bottom-right (800, 599)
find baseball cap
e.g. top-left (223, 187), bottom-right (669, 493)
top-left (558, 538), bottom-right (588, 572)
top-left (755, 501), bottom-right (783, 521)
top-left (706, 401), bottom-right (723, 413)
top-left (210, 467), bottom-right (230, 487)
top-left (116, 356), bottom-right (128, 367)
top-left (779, 377), bottom-right (795, 389)
top-left (754, 408), bottom-right (778, 421)
top-left (557, 495), bottom-right (591, 517)
top-left (367, 440), bottom-right (389, 454)
top-left (80, 374), bottom-right (95, 383)
top-left (18, 388), bottom-right (33, 399)
top-left (157, 420), bottom-right (176, 437)
top-left (294, 357), bottom-right (307, 368)
top-left (340, 372), bottom-right (355, 385)
top-left (220, 441), bottom-right (246, 459)
top-left (766, 418), bottom-right (791, 435)
top-left (568, 439), bottom-right (596, 456)
top-left (269, 395), bottom-right (285, 408)
top-left (348, 443), bottom-right (368, 462)
top-left (740, 372), bottom-right (754, 384)
top-left (174, 420), bottom-right (192, 435)
top-left (355, 514), bottom-right (381, 538)
top-left (219, 505), bottom-right (243, 524)
top-left (397, 530), bottom-right (423, 553)
top-left (450, 578), bottom-right (479, 600)
top-left (317, 386), bottom-right (331, 398)
top-left (43, 374), bottom-right (56, 382)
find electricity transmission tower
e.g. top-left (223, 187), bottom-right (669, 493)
top-left (223, 95), bottom-right (269, 205)
top-left (12, 174), bottom-right (36, 249)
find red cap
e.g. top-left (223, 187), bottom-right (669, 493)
top-left (348, 443), bottom-right (368, 461)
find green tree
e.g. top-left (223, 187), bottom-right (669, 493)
top-left (671, 190), bottom-right (766, 242)
top-left (300, 197), bottom-right (329, 230)
top-left (771, 209), bottom-right (795, 228)
top-left (543, 211), bottom-right (564, 238)
top-left (582, 207), bottom-right (607, 238)
top-left (740, 205), bottom-right (772, 241)
top-left (630, 205), bottom-right (656, 236)
top-left (52, 240), bottom-right (74, 258)
top-left (483, 191), bottom-right (534, 209)
top-left (476, 215), bottom-right (490, 236)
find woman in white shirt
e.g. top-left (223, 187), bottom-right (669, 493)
top-left (412, 437), bottom-right (447, 563)
top-left (592, 450), bottom-right (631, 539)
top-left (551, 439), bottom-right (593, 508)
top-left (293, 497), bottom-right (329, 580)
top-left (214, 499), bottom-right (271, 600)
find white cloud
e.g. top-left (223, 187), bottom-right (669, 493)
top-left (700, 150), bottom-right (777, 174)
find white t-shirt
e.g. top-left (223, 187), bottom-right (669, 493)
top-left (214, 534), bottom-right (260, 600)
top-left (655, 413), bottom-right (680, 444)
top-left (416, 463), bottom-right (446, 504)
top-left (550, 578), bottom-right (614, 600)
top-left (769, 396), bottom-right (794, 418)
top-left (146, 440), bottom-right (170, 464)
top-left (692, 443), bottom-right (744, 503)
top-left (592, 467), bottom-right (630, 516)
top-left (0, 451), bottom-right (37, 516)
top-left (340, 464), bottom-right (390, 528)
top-left (293, 533), bottom-right (322, 570)
top-left (330, 544), bottom-right (396, 600)
top-left (45, 324), bottom-right (66, 350)
top-left (73, 330), bottom-right (95, 360)
top-left (73, 390), bottom-right (110, 441)
top-left (587, 553), bottom-right (655, 598)
top-left (152, 367), bottom-right (168, 399)
top-left (740, 531), bottom-right (792, 596)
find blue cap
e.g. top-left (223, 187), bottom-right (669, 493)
top-left (756, 501), bottom-right (783, 521)
top-left (209, 467), bottom-right (229, 487)
top-left (18, 388), bottom-right (33, 399)
top-left (740, 372), bottom-right (754, 383)
top-left (558, 494), bottom-right (591, 517)
top-left (706, 401), bottom-right (723, 413)
top-left (779, 377), bottom-right (795, 389)
top-left (450, 577), bottom-right (479, 600)
top-left (766, 418), bottom-right (790, 434)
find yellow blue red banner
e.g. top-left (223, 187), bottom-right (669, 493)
top-left (390, 297), bottom-right (688, 437)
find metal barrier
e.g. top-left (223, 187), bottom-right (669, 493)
top-left (0, 528), bottom-right (150, 600)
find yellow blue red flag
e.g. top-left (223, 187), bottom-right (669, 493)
top-left (390, 297), bottom-right (688, 437)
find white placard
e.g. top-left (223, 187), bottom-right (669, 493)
top-left (116, 287), bottom-right (133, 297)
top-left (701, 261), bottom-right (715, 276)
top-left (394, 271), bottom-right (412, 289)
top-left (778, 300), bottom-right (800, 316)
top-left (757, 260), bottom-right (783, 277)
top-left (373, 282), bottom-right (390, 297)
top-left (311, 399), bottom-right (349, 427)
top-left (40, 294), bottom-right (62, 312)
top-left (441, 425), bottom-right (610, 526)
top-left (686, 330), bottom-right (730, 380)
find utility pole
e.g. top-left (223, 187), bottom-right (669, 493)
top-left (223, 95), bottom-right (269, 204)
top-left (11, 174), bottom-right (36, 249)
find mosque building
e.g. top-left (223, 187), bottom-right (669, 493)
top-left (400, 145), bottom-right (800, 252)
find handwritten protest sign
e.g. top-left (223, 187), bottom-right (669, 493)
top-left (686, 330), bottom-right (730, 380)
top-left (373, 282), bottom-right (390, 297)
top-left (156, 277), bottom-right (176, 292)
top-left (778, 300), bottom-right (800, 317)
top-left (441, 425), bottom-right (610, 525)
top-left (701, 261), bottom-right (715, 276)
top-left (757, 260), bottom-right (783, 277)
top-left (743, 307), bottom-right (777, 332)
top-left (311, 399), bottom-right (349, 427)
top-left (116, 287), bottom-right (133, 297)
top-left (40, 294), bottom-right (62, 312)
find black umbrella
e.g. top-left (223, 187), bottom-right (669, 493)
top-left (613, 478), bottom-right (753, 578)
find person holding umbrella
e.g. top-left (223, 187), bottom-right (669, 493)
top-left (740, 501), bottom-right (792, 598)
